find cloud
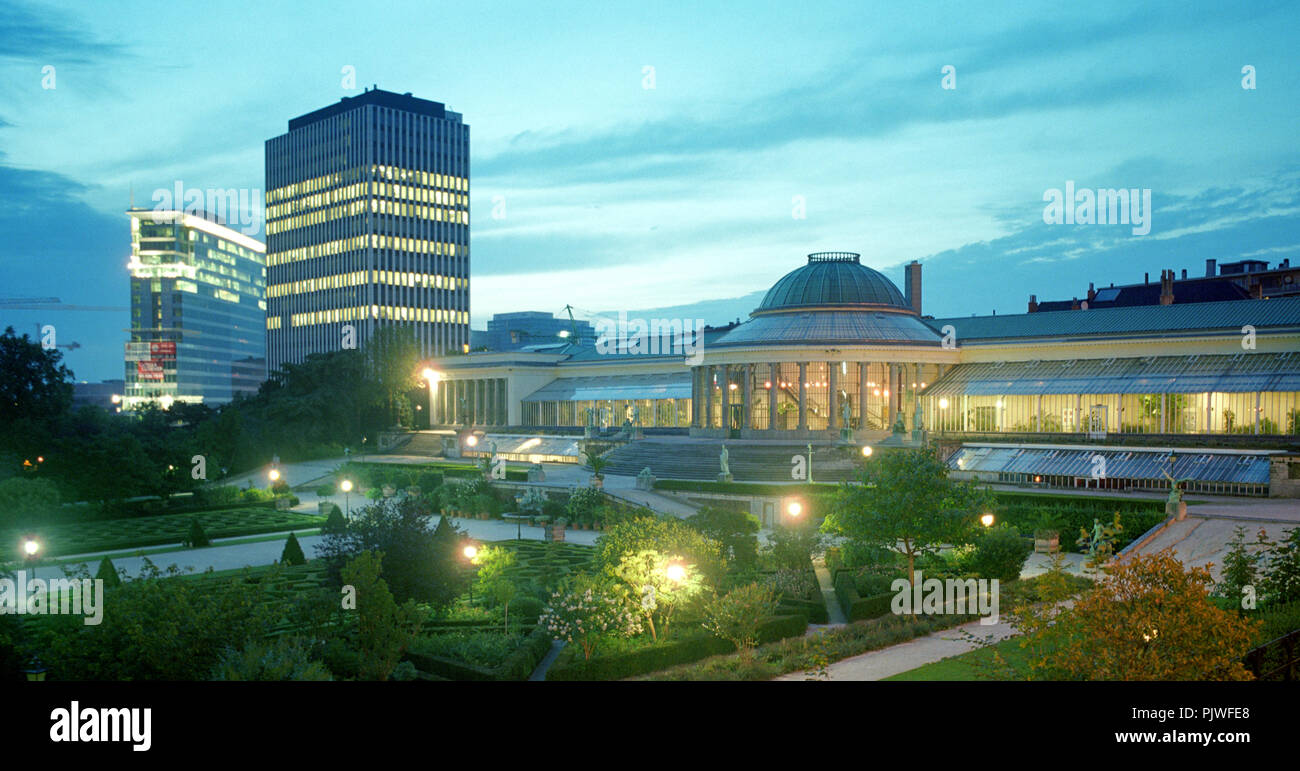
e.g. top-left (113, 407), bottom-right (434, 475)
top-left (0, 2), bottom-right (126, 64)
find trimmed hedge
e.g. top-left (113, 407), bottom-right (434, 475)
top-left (546, 613), bottom-right (808, 681)
top-left (833, 569), bottom-right (895, 621)
top-left (403, 627), bottom-right (552, 681)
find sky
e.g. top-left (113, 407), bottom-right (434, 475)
top-left (1, 0), bottom-right (1298, 382)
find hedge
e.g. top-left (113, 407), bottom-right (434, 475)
top-left (833, 569), bottom-right (895, 621)
top-left (546, 613), bottom-right (809, 681)
top-left (403, 627), bottom-right (553, 681)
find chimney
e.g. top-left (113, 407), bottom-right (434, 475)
top-left (1087, 282), bottom-right (1096, 303)
top-left (904, 261), bottom-right (922, 315)
top-left (1159, 269), bottom-right (1175, 305)
top-left (1206, 258), bottom-right (1216, 277)
top-left (1028, 294), bottom-right (1038, 313)
top-left (1071, 297), bottom-right (1080, 310)
top-left (1144, 272), bottom-right (1150, 284)
top-left (1181, 268), bottom-right (1187, 280)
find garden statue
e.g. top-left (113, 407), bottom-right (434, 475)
top-left (1076, 513), bottom-right (1124, 571)
top-left (1162, 470), bottom-right (1192, 520)
top-left (632, 404), bottom-right (642, 426)
top-left (841, 398), bottom-right (851, 429)
top-left (913, 401), bottom-right (924, 432)
top-left (719, 444), bottom-right (730, 476)
top-left (891, 411), bottom-right (906, 435)
top-left (457, 396), bottom-right (469, 426)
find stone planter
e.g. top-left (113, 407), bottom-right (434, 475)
top-left (1033, 530), bottom-right (1060, 554)
top-left (590, 475), bottom-right (604, 490)
top-left (382, 485), bottom-right (396, 498)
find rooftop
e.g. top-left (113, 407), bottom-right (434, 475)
top-left (286, 88), bottom-right (458, 131)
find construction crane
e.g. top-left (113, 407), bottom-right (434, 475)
top-left (0, 297), bottom-right (128, 312)
top-left (562, 304), bottom-right (582, 344)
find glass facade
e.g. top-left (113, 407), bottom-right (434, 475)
top-left (265, 89), bottom-right (470, 373)
top-left (123, 210), bottom-right (266, 407)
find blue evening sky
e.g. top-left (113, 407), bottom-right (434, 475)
top-left (1, 0), bottom-right (1298, 381)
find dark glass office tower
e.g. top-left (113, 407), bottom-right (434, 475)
top-left (264, 88), bottom-right (470, 374)
top-left (123, 209), bottom-right (267, 409)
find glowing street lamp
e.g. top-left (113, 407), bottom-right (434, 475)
top-left (340, 478), bottom-right (353, 517)
top-left (268, 468), bottom-right (281, 483)
top-left (465, 435), bottom-right (479, 448)
top-left (861, 445), bottom-right (873, 458)
top-left (665, 563), bottom-right (687, 583)
top-left (980, 512), bottom-right (995, 528)
top-left (23, 537), bottom-right (41, 559)
top-left (787, 501), bottom-right (803, 518)
top-left (463, 544), bottom-right (478, 561)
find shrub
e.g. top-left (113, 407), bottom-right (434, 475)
top-left (315, 482), bottom-right (336, 497)
top-left (703, 583), bottom-right (780, 654)
top-left (184, 518), bottom-right (210, 548)
top-left (566, 487), bottom-right (604, 523)
top-left (764, 523), bottom-right (823, 570)
top-left (415, 471), bottom-right (444, 492)
top-left (211, 638), bottom-right (332, 681)
top-left (971, 525), bottom-right (1031, 582)
top-left (687, 507), bottom-right (760, 569)
top-left (321, 504), bottom-right (347, 535)
top-left (280, 532), bottom-right (307, 566)
top-left (196, 485), bottom-right (242, 507)
top-left (95, 557), bottom-right (121, 588)
top-left (512, 595), bottom-right (545, 625)
top-left (539, 575), bottom-right (642, 660)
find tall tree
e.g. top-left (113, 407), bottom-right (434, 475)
top-left (823, 446), bottom-right (992, 586)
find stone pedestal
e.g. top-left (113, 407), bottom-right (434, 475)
top-left (527, 464), bottom-right (546, 483)
top-left (636, 468), bottom-right (656, 490)
top-left (583, 426), bottom-right (595, 439)
top-left (441, 436), bottom-right (459, 458)
top-left (717, 473), bottom-right (733, 483)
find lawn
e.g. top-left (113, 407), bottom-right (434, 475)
top-left (10, 506), bottom-right (325, 557)
top-left (885, 636), bottom-right (1030, 680)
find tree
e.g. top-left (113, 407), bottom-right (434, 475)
top-left (280, 532), bottom-right (307, 566)
top-left (319, 496), bottom-right (468, 607)
top-left (1262, 527), bottom-right (1300, 606)
top-left (321, 503), bottom-right (347, 536)
top-left (472, 544), bottom-right (518, 630)
top-left (0, 477), bottom-right (61, 530)
top-left (702, 583), bottom-right (779, 656)
top-left (686, 507), bottom-right (760, 569)
top-left (594, 515), bottom-right (725, 587)
top-left (971, 524), bottom-right (1032, 582)
top-left (366, 326), bottom-right (422, 428)
top-left (95, 557), bottom-right (121, 588)
top-left (539, 574), bottom-right (641, 660)
top-left (612, 549), bottom-right (707, 642)
top-left (824, 447), bottom-right (991, 586)
top-left (1009, 550), bottom-right (1258, 681)
top-left (0, 326), bottom-right (73, 429)
top-left (184, 518), bottom-right (210, 548)
top-left (765, 522), bottom-right (824, 570)
top-left (1218, 525), bottom-right (1264, 605)
top-left (340, 550), bottom-right (422, 681)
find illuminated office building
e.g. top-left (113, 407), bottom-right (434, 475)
top-left (123, 209), bottom-right (267, 409)
top-left (264, 88), bottom-right (470, 373)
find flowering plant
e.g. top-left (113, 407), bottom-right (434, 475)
top-left (540, 575), bottom-right (642, 659)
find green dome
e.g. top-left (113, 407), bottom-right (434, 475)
top-left (756, 252), bottom-right (908, 313)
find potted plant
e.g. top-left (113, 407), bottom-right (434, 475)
top-left (1032, 510), bottom-right (1064, 554)
top-left (583, 448), bottom-right (608, 490)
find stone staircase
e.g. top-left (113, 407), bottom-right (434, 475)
top-left (598, 440), bottom-right (858, 482)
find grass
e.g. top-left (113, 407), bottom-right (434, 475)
top-left (885, 636), bottom-right (1029, 681)
top-left (5, 507), bottom-right (325, 557)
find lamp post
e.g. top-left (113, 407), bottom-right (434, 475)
top-left (21, 656), bottom-right (48, 682)
top-left (340, 479), bottom-right (353, 518)
top-left (980, 512), bottom-right (995, 528)
top-left (23, 536), bottom-right (41, 572)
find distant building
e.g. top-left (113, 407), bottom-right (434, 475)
top-left (122, 209), bottom-right (266, 410)
top-left (483, 311), bottom-right (596, 350)
top-left (73, 379), bottom-right (125, 411)
top-left (264, 87), bottom-right (470, 373)
top-left (1028, 258), bottom-right (1299, 312)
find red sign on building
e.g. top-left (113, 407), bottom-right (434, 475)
top-left (150, 341), bottom-right (177, 358)
top-left (137, 360), bottom-right (165, 380)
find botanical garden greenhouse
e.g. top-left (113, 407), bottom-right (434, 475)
top-left (430, 251), bottom-right (1300, 445)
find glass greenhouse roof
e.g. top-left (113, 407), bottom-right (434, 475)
top-left (923, 352), bottom-right (1300, 397)
top-left (948, 444), bottom-right (1274, 485)
top-left (522, 372), bottom-right (692, 402)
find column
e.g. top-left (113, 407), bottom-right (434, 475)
top-left (886, 364), bottom-right (897, 427)
top-left (720, 365), bottom-right (730, 430)
top-left (798, 362), bottom-right (808, 431)
top-left (768, 362), bottom-right (778, 432)
top-left (858, 361), bottom-right (868, 431)
top-left (691, 367), bottom-right (701, 428)
top-left (742, 363), bottom-right (753, 432)
top-left (1255, 392), bottom-right (1261, 435)
top-left (705, 366), bottom-right (715, 429)
top-left (1160, 393), bottom-right (1167, 434)
top-left (828, 362), bottom-right (838, 431)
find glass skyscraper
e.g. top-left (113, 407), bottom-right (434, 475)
top-left (264, 88), bottom-right (470, 374)
top-left (123, 209), bottom-right (267, 409)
